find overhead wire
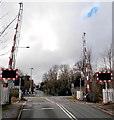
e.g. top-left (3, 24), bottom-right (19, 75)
top-left (0, 50), bottom-right (10, 56)
top-left (0, 15), bottom-right (18, 37)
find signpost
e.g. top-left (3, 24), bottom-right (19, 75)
top-left (0, 68), bottom-right (19, 104)
top-left (96, 71), bottom-right (113, 103)
top-left (96, 71), bottom-right (113, 83)
top-left (0, 68), bottom-right (18, 81)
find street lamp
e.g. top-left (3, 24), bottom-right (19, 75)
top-left (17, 46), bottom-right (30, 48)
top-left (29, 68), bottom-right (33, 94)
top-left (13, 46), bottom-right (30, 68)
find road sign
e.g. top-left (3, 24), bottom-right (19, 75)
top-left (0, 68), bottom-right (18, 80)
top-left (96, 71), bottom-right (113, 82)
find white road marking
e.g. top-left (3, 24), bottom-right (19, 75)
top-left (56, 103), bottom-right (73, 120)
top-left (45, 97), bottom-right (54, 103)
top-left (23, 109), bottom-right (32, 111)
top-left (58, 103), bottom-right (76, 119)
top-left (16, 101), bottom-right (19, 103)
top-left (41, 108), bottom-right (54, 110)
top-left (23, 101), bottom-right (26, 105)
top-left (45, 97), bottom-right (77, 120)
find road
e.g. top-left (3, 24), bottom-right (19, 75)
top-left (20, 96), bottom-right (113, 119)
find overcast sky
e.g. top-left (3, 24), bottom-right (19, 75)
top-left (0, 1), bottom-right (112, 84)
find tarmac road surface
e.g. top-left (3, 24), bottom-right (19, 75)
top-left (20, 96), bottom-right (113, 119)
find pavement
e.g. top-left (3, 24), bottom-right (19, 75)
top-left (88, 102), bottom-right (114, 116)
top-left (1, 100), bottom-right (25, 120)
top-left (1, 97), bottom-right (114, 120)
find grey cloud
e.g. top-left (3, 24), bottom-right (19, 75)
top-left (1, 2), bottom-right (112, 84)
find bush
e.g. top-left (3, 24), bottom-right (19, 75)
top-left (10, 88), bottom-right (19, 98)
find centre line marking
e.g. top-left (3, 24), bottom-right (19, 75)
top-left (59, 104), bottom-right (76, 119)
top-left (45, 97), bottom-right (77, 120)
top-left (56, 103), bottom-right (77, 120)
top-left (56, 103), bottom-right (73, 119)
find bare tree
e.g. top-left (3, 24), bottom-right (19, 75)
top-left (42, 65), bottom-right (59, 83)
top-left (42, 73), bottom-right (49, 82)
top-left (106, 46), bottom-right (112, 70)
top-left (100, 45), bottom-right (112, 70)
top-left (48, 65), bottom-right (59, 81)
top-left (59, 64), bottom-right (70, 81)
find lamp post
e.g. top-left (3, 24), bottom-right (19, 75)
top-left (17, 46), bottom-right (30, 48)
top-left (29, 68), bottom-right (33, 94)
